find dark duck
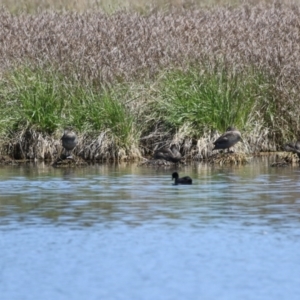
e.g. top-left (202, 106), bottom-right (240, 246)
top-left (172, 172), bottom-right (192, 185)
top-left (213, 126), bottom-right (242, 152)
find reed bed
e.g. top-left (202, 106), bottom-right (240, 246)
top-left (0, 2), bottom-right (300, 161)
top-left (0, 0), bottom-right (278, 14)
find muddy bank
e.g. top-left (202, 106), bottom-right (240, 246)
top-left (0, 128), bottom-right (283, 164)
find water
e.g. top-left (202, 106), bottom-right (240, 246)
top-left (0, 158), bottom-right (300, 300)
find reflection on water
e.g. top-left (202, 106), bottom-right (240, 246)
top-left (1, 157), bottom-right (300, 231)
top-left (1, 157), bottom-right (300, 300)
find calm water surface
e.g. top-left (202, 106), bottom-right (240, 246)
top-left (0, 157), bottom-right (300, 300)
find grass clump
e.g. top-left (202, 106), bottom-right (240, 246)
top-left (153, 66), bottom-right (274, 135)
top-left (4, 67), bottom-right (67, 133)
top-left (70, 85), bottom-right (141, 150)
top-left (0, 66), bottom-right (141, 160)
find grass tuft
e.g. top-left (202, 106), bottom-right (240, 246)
top-left (0, 66), bottom-right (141, 160)
top-left (153, 66), bottom-right (275, 134)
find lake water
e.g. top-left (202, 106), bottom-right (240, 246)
top-left (0, 157), bottom-right (300, 300)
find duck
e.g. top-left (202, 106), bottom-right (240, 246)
top-left (172, 172), bottom-right (192, 185)
top-left (153, 145), bottom-right (182, 163)
top-left (61, 128), bottom-right (77, 156)
top-left (213, 126), bottom-right (242, 152)
top-left (284, 140), bottom-right (300, 157)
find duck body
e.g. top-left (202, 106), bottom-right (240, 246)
top-left (213, 126), bottom-right (242, 152)
top-left (154, 145), bottom-right (182, 163)
top-left (61, 129), bottom-right (78, 155)
top-left (172, 172), bottom-right (192, 185)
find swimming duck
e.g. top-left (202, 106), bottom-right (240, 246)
top-left (172, 172), bottom-right (192, 185)
top-left (61, 128), bottom-right (77, 156)
top-left (213, 126), bottom-right (242, 152)
top-left (154, 145), bottom-right (182, 163)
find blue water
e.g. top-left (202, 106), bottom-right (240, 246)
top-left (0, 159), bottom-right (300, 300)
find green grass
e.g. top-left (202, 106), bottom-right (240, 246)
top-left (0, 66), bottom-right (140, 150)
top-left (7, 68), bottom-right (67, 133)
top-left (69, 85), bottom-right (140, 148)
top-left (151, 66), bottom-right (275, 135)
top-left (0, 63), bottom-right (285, 160)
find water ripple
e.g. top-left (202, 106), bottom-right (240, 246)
top-left (0, 162), bottom-right (300, 232)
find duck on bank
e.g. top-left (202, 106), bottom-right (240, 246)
top-left (61, 128), bottom-right (78, 157)
top-left (213, 126), bottom-right (242, 153)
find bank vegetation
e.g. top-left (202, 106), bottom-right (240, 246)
top-left (0, 1), bottom-right (300, 161)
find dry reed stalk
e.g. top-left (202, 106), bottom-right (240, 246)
top-left (3, 0), bottom-right (300, 13)
top-left (0, 128), bottom-right (61, 160)
top-left (75, 131), bottom-right (141, 162)
top-left (0, 3), bottom-right (300, 87)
